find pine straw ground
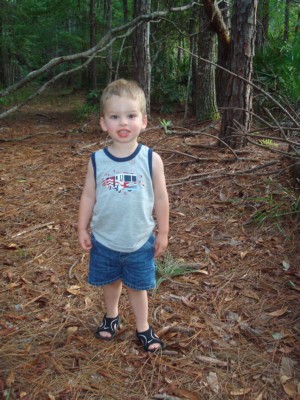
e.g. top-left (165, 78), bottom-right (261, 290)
top-left (0, 91), bottom-right (300, 400)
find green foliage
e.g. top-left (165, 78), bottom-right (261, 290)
top-left (0, 84), bottom-right (39, 107)
top-left (86, 90), bottom-right (100, 106)
top-left (151, 40), bottom-right (190, 112)
top-left (156, 252), bottom-right (200, 288)
top-left (74, 102), bottom-right (97, 122)
top-left (258, 138), bottom-right (279, 148)
top-left (159, 118), bottom-right (173, 134)
top-left (254, 35), bottom-right (300, 106)
top-left (72, 90), bottom-right (100, 121)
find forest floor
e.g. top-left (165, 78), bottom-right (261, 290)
top-left (0, 90), bottom-right (300, 400)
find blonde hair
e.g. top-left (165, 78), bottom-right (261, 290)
top-left (100, 79), bottom-right (147, 116)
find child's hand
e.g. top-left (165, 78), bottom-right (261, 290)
top-left (154, 232), bottom-right (168, 258)
top-left (78, 230), bottom-right (92, 252)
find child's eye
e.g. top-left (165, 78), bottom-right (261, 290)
top-left (110, 115), bottom-right (118, 119)
top-left (128, 114), bottom-right (137, 119)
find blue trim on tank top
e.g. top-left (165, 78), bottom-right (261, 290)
top-left (103, 143), bottom-right (142, 162)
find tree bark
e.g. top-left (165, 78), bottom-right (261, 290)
top-left (0, 0), bottom-right (5, 86)
top-left (89, 0), bottom-right (97, 90)
top-left (216, 0), bottom-right (230, 108)
top-left (133, 0), bottom-right (151, 114)
top-left (255, 0), bottom-right (269, 49)
top-left (219, 0), bottom-right (257, 148)
top-left (123, 0), bottom-right (129, 23)
top-left (203, 0), bottom-right (230, 47)
top-left (195, 1), bottom-right (219, 122)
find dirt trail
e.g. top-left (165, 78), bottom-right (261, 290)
top-left (1, 92), bottom-right (299, 400)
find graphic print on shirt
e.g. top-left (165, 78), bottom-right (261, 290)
top-left (102, 170), bottom-right (144, 193)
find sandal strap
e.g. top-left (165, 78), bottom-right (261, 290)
top-left (95, 314), bottom-right (120, 340)
top-left (136, 326), bottom-right (165, 352)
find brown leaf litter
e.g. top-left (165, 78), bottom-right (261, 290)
top-left (0, 92), bottom-right (299, 400)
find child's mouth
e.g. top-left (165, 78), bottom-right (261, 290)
top-left (118, 130), bottom-right (130, 138)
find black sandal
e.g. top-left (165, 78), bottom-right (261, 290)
top-left (136, 326), bottom-right (166, 352)
top-left (95, 314), bottom-right (120, 341)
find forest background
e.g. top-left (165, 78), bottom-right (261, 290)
top-left (1, 1), bottom-right (300, 400)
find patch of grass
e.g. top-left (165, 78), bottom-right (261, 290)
top-left (0, 84), bottom-right (40, 107)
top-left (250, 182), bottom-right (300, 233)
top-left (156, 252), bottom-right (200, 288)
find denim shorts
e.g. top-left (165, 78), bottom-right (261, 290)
top-left (88, 234), bottom-right (156, 290)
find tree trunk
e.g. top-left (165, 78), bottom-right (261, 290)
top-left (295, 10), bottom-right (300, 36)
top-left (132, 0), bottom-right (151, 115)
top-left (190, 17), bottom-right (197, 116)
top-left (0, 0), bottom-right (5, 86)
top-left (284, 0), bottom-right (291, 42)
top-left (255, 0), bottom-right (269, 49)
top-left (216, 0), bottom-right (230, 108)
top-left (123, 0), bottom-right (129, 23)
top-left (88, 0), bottom-right (97, 90)
top-left (0, 0), bottom-right (11, 87)
top-left (219, 0), bottom-right (257, 148)
top-left (195, 1), bottom-right (219, 122)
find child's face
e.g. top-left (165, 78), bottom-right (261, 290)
top-left (100, 95), bottom-right (147, 144)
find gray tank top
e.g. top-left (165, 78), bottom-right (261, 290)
top-left (90, 144), bottom-right (155, 252)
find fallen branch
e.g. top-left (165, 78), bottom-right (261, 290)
top-left (12, 221), bottom-right (55, 238)
top-left (0, 131), bottom-right (63, 142)
top-left (167, 160), bottom-right (279, 187)
top-left (159, 130), bottom-right (239, 159)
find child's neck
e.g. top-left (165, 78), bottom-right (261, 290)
top-left (108, 141), bottom-right (139, 158)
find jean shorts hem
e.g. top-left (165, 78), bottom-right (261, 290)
top-left (123, 281), bottom-right (156, 291)
top-left (88, 276), bottom-right (122, 287)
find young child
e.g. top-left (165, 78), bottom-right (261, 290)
top-left (78, 79), bottom-right (169, 352)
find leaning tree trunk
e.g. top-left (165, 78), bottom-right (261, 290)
top-left (132, 0), bottom-right (151, 114)
top-left (219, 0), bottom-right (257, 148)
top-left (195, 1), bottom-right (219, 122)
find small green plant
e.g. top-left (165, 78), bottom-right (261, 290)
top-left (259, 138), bottom-right (279, 148)
top-left (17, 248), bottom-right (28, 258)
top-left (86, 90), bottom-right (100, 106)
top-left (159, 119), bottom-right (173, 134)
top-left (156, 252), bottom-right (199, 288)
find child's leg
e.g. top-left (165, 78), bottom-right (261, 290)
top-left (127, 288), bottom-right (149, 332)
top-left (98, 280), bottom-right (122, 339)
top-left (127, 288), bottom-right (160, 351)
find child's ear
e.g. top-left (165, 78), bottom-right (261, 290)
top-left (142, 115), bottom-right (147, 129)
top-left (100, 117), bottom-right (107, 132)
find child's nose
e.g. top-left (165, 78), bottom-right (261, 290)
top-left (120, 116), bottom-right (128, 125)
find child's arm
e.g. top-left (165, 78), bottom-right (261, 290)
top-left (152, 152), bottom-right (169, 258)
top-left (78, 159), bottom-right (96, 251)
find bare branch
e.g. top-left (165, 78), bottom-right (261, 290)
top-left (1, 2), bottom-right (199, 99)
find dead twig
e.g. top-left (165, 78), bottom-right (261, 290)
top-left (12, 221), bottom-right (55, 238)
top-left (68, 259), bottom-right (80, 279)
